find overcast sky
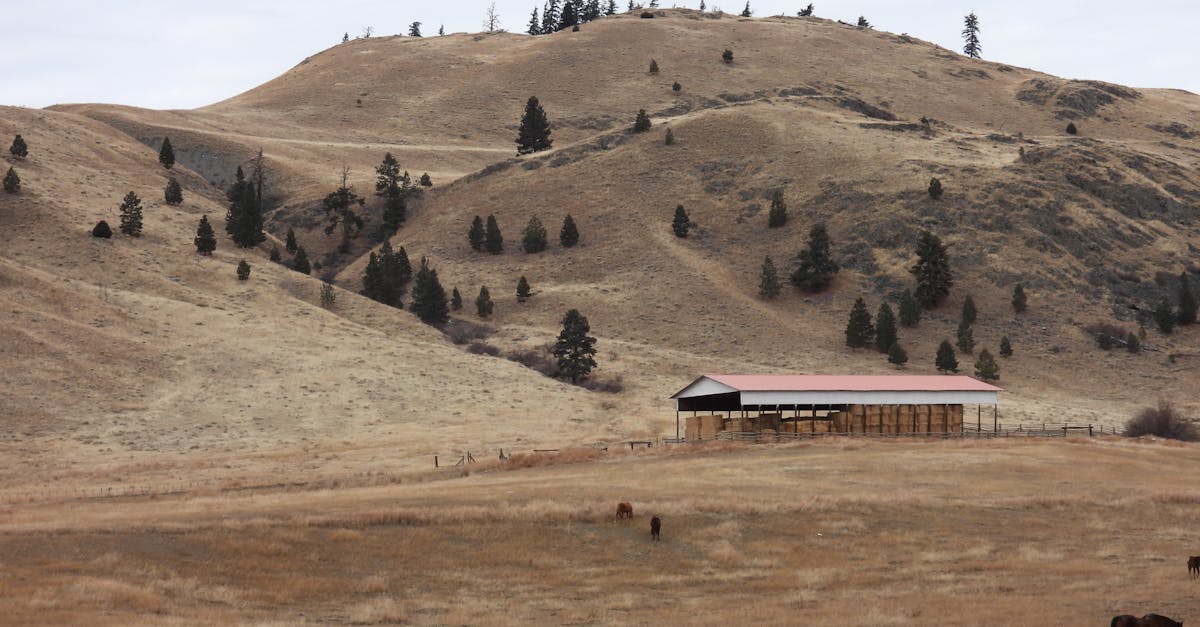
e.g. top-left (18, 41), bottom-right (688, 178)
top-left (4, 1), bottom-right (1197, 110)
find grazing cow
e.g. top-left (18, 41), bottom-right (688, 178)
top-left (650, 515), bottom-right (661, 541)
top-left (616, 502), bottom-right (633, 519)
top-left (1189, 555), bottom-right (1199, 579)
top-left (1111, 614), bottom-right (1183, 627)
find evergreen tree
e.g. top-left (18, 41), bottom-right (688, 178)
top-left (558, 1), bottom-right (578, 30)
top-left (469, 215), bottom-right (486, 251)
top-left (438, 25), bottom-right (445, 36)
top-left (911, 230), bottom-right (953, 309)
top-left (293, 246), bottom-right (311, 275)
top-left (542, 0), bottom-right (560, 33)
top-left (9, 134), bottom-right (27, 159)
top-left (362, 252), bottom-right (383, 301)
top-left (974, 349), bottom-right (999, 382)
top-left (633, 109), bottom-right (651, 133)
top-left (194, 215), bottom-right (216, 255)
top-left (672, 81), bottom-right (682, 93)
top-left (672, 204), bottom-right (690, 238)
top-left (767, 189), bottom-right (787, 227)
top-left (699, 0), bottom-right (705, 10)
top-left (722, 49), bottom-right (733, 63)
top-left (393, 246), bottom-right (413, 289)
top-left (856, 15), bottom-right (871, 28)
top-left (451, 287), bottom-right (463, 311)
top-left (92, 220), bottom-right (112, 238)
top-left (118, 191), bottom-right (143, 236)
top-left (376, 152), bottom-right (408, 233)
top-left (928, 177), bottom-right (943, 199)
top-left (664, 127), bottom-right (675, 145)
top-left (476, 286), bottom-right (494, 318)
top-left (844, 297), bottom-right (875, 348)
top-left (517, 275), bottom-right (532, 302)
top-left (1177, 272), bottom-right (1197, 325)
top-left (365, 240), bottom-right (408, 307)
top-left (606, 0), bottom-right (617, 15)
top-left (888, 342), bottom-right (908, 367)
top-left (516, 96), bottom-right (553, 154)
top-left (285, 228), bottom-right (298, 254)
top-left (410, 257), bottom-right (450, 325)
top-left (409, 22), bottom-right (422, 37)
top-left (419, 173), bottom-right (432, 187)
top-left (323, 167), bottom-right (366, 251)
top-left (485, 214), bottom-right (504, 253)
top-left (999, 335), bottom-right (1013, 358)
top-left (3, 167), bottom-right (19, 193)
top-left (649, 59), bottom-right (659, 73)
top-left (1012, 283), bottom-right (1028, 313)
top-left (270, 244), bottom-right (281, 262)
top-left (956, 318), bottom-right (975, 354)
top-left (1154, 298), bottom-right (1176, 334)
top-left (225, 166), bottom-right (265, 247)
top-left (164, 177), bottom-right (183, 205)
top-left (553, 309), bottom-right (598, 383)
top-left (798, 4), bottom-right (813, 16)
top-left (320, 282), bottom-right (337, 308)
top-left (874, 302), bottom-right (897, 353)
top-left (961, 295), bottom-right (977, 325)
top-left (522, 216), bottom-right (548, 253)
top-left (158, 137), bottom-right (175, 169)
top-left (759, 255), bottom-right (781, 300)
top-left (1126, 332), bottom-right (1141, 353)
top-left (1066, 122), bottom-right (1078, 135)
top-left (898, 288), bottom-right (921, 327)
top-left (560, 214), bottom-right (580, 247)
top-left (791, 223), bottom-right (839, 292)
top-left (528, 8), bottom-right (541, 34)
top-left (961, 12), bottom-right (981, 59)
top-left (740, 1), bottom-right (751, 17)
top-left (237, 260), bottom-right (251, 280)
top-left (935, 339), bottom-right (959, 373)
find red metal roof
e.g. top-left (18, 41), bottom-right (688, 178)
top-left (703, 374), bottom-right (1002, 393)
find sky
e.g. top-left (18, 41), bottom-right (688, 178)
top-left (3, 1), bottom-right (1197, 110)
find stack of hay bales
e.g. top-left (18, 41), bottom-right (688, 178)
top-left (757, 412), bottom-right (782, 432)
top-left (686, 415), bottom-right (724, 441)
top-left (949, 404), bottom-right (964, 431)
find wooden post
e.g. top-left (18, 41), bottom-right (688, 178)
top-left (434, 455), bottom-right (439, 468)
top-left (977, 405), bottom-right (981, 433)
top-left (675, 407), bottom-right (680, 441)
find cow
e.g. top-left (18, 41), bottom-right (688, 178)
top-left (1189, 555), bottom-right (1199, 579)
top-left (616, 502), bottom-right (633, 520)
top-left (1111, 614), bottom-right (1183, 627)
top-left (650, 515), bottom-right (661, 541)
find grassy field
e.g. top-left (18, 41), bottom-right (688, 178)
top-left (2, 437), bottom-right (1198, 625)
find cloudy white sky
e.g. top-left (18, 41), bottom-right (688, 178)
top-left (3, 1), bottom-right (1196, 110)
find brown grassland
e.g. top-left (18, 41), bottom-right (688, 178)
top-left (1, 8), bottom-right (1199, 624)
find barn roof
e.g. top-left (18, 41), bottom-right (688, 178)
top-left (679, 374), bottom-right (1002, 395)
top-left (670, 374), bottom-right (1001, 409)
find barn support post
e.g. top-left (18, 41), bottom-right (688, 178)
top-left (675, 405), bottom-right (680, 441)
top-left (977, 405), bottom-right (981, 434)
top-left (993, 404), bottom-right (998, 433)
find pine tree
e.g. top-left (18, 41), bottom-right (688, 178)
top-left (485, 215), bottom-right (504, 253)
top-left (956, 318), bottom-right (975, 354)
top-left (517, 275), bottom-right (532, 302)
top-left (439, 25), bottom-right (445, 35)
top-left (928, 177), bottom-right (943, 199)
top-left (558, 1), bottom-right (578, 30)
top-left (194, 215), bottom-right (216, 255)
top-left (323, 167), bottom-right (366, 251)
top-left (237, 260), bottom-right (251, 280)
top-left (1126, 332), bottom-right (1140, 353)
top-left (1066, 122), bottom-right (1078, 135)
top-left (899, 288), bottom-right (921, 327)
top-left (974, 349), bottom-right (999, 382)
top-left (3, 167), bottom-right (19, 193)
top-left (365, 240), bottom-right (407, 307)
top-left (633, 109), bottom-right (651, 133)
top-left (999, 335), bottom-right (1013, 358)
top-left (1154, 298), bottom-right (1176, 334)
top-left (118, 191), bottom-right (143, 236)
top-left (605, 0), bottom-right (617, 14)
top-left (935, 339), bottom-right (959, 373)
top-left (522, 216), bottom-right (548, 253)
top-left (759, 256), bottom-right (781, 300)
top-left (92, 220), bottom-right (112, 238)
top-left (270, 244), bottom-right (281, 262)
top-left (845, 297), bottom-right (875, 348)
top-left (225, 165), bottom-right (265, 248)
top-left (888, 342), bottom-right (908, 367)
top-left (158, 137), bottom-right (175, 169)
top-left (798, 4), bottom-right (813, 16)
top-left (740, 1), bottom-right (751, 17)
top-left (1177, 272), bottom-right (1197, 325)
top-left (649, 59), bottom-right (659, 73)
top-left (410, 257), bottom-right (450, 325)
top-left (1012, 283), bottom-right (1028, 313)
top-left (961, 295), bottom-right (977, 325)
top-left (293, 246), bottom-right (311, 275)
top-left (285, 228), bottom-right (298, 254)
top-left (672, 81), bottom-right (682, 93)
top-left (542, 0), bottom-right (559, 32)
top-left (476, 286), bottom-right (494, 318)
top-left (376, 152), bottom-right (408, 234)
top-left (698, 0), bottom-right (705, 10)
top-left (362, 252), bottom-right (383, 301)
top-left (664, 127), bottom-right (675, 145)
top-left (791, 224), bottom-right (839, 293)
top-left (874, 302), bottom-right (897, 353)
top-left (419, 173), bottom-right (432, 187)
top-left (164, 177), bottom-right (183, 205)
top-left (469, 215), bottom-right (486, 251)
top-left (528, 8), bottom-right (541, 34)
top-left (553, 309), bottom-right (598, 383)
top-left (767, 189), bottom-right (787, 227)
top-left (856, 16), bottom-right (871, 28)
top-left (9, 134), bottom-right (28, 159)
top-left (962, 12), bottom-right (981, 59)
top-left (722, 49), bottom-right (733, 63)
top-left (409, 22), bottom-right (422, 36)
top-left (516, 96), bottom-right (553, 155)
top-left (560, 214), bottom-right (580, 247)
top-left (451, 287), bottom-right (463, 311)
top-left (672, 205), bottom-right (690, 238)
top-left (911, 230), bottom-right (953, 309)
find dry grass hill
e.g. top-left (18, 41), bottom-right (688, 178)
top-left (2, 9), bottom-right (1199, 624)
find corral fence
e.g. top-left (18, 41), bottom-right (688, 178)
top-left (660, 422), bottom-right (1120, 444)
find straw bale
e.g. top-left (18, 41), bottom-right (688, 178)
top-left (812, 420), bottom-right (832, 433)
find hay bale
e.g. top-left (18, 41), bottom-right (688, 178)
top-left (813, 420), bottom-right (832, 433)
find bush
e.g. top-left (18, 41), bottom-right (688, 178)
top-left (928, 177), bottom-right (943, 200)
top-left (1066, 122), bottom-right (1078, 135)
top-left (1084, 322), bottom-right (1129, 350)
top-left (633, 109), bottom-right (651, 133)
top-left (649, 59), bottom-right (659, 73)
top-left (237, 260), bottom-right (251, 280)
top-left (722, 49), bottom-right (733, 63)
top-left (506, 346), bottom-right (560, 378)
top-left (1123, 402), bottom-right (1198, 441)
top-left (92, 220), bottom-right (113, 238)
top-left (578, 374), bottom-right (624, 393)
top-left (466, 342), bottom-right (501, 356)
top-left (672, 81), bottom-right (681, 93)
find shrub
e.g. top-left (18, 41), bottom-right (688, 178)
top-left (672, 81), bottom-right (681, 93)
top-left (928, 177), bottom-right (943, 200)
top-left (578, 374), bottom-right (624, 393)
top-left (649, 59), bottom-right (659, 73)
top-left (1066, 122), bottom-right (1078, 135)
top-left (1123, 402), bottom-right (1198, 441)
top-left (9, 134), bottom-right (28, 159)
top-left (672, 205), bottom-right (690, 238)
top-left (722, 49), bottom-right (733, 63)
top-left (664, 127), bottom-right (674, 145)
top-left (237, 260), bottom-right (251, 280)
top-left (1154, 298), bottom-right (1176, 334)
top-left (3, 167), bottom-right (20, 193)
top-left (633, 109), bottom-right (651, 133)
top-left (466, 342), bottom-right (501, 356)
top-left (506, 346), bottom-right (560, 377)
top-left (1125, 332), bottom-right (1140, 353)
top-left (320, 282), bottom-right (337, 308)
top-left (1085, 322), bottom-right (1128, 349)
top-left (92, 220), bottom-right (113, 238)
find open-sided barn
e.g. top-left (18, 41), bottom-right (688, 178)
top-left (670, 374), bottom-right (1002, 440)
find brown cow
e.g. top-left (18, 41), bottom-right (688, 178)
top-left (616, 502), bottom-right (633, 519)
top-left (650, 515), bottom-right (661, 541)
top-left (1111, 614), bottom-right (1183, 627)
top-left (1189, 555), bottom-right (1199, 579)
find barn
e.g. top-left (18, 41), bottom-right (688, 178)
top-left (670, 374), bottom-right (1002, 440)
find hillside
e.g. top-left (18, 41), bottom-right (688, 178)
top-left (2, 9), bottom-right (1199, 495)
